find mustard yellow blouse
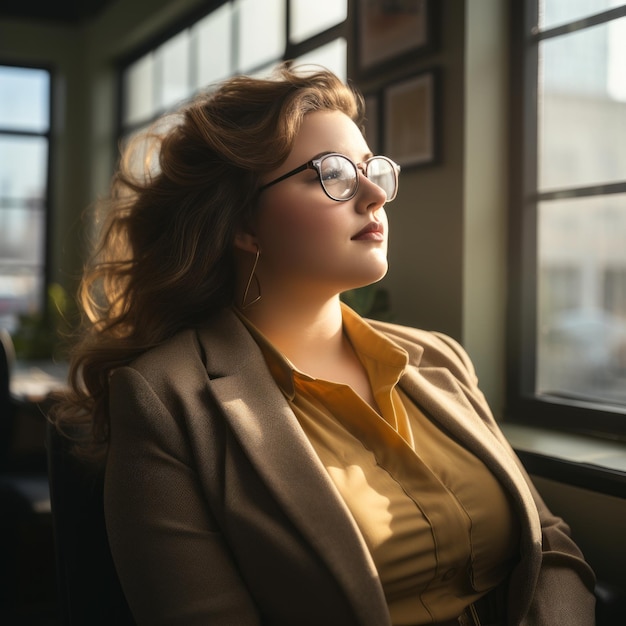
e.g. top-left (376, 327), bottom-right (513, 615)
top-left (237, 306), bottom-right (519, 625)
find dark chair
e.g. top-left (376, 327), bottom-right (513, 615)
top-left (46, 422), bottom-right (135, 625)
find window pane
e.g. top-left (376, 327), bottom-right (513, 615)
top-left (123, 53), bottom-right (155, 127)
top-left (157, 29), bottom-right (191, 109)
top-left (290, 0), bottom-right (347, 44)
top-left (247, 62), bottom-right (282, 79)
top-left (293, 38), bottom-right (347, 82)
top-left (538, 19), bottom-right (626, 190)
top-left (539, 0), bottom-right (621, 31)
top-left (0, 136), bottom-right (48, 200)
top-left (237, 0), bottom-right (285, 72)
top-left (537, 194), bottom-right (626, 406)
top-left (0, 205), bottom-right (45, 332)
top-left (608, 14), bottom-right (626, 101)
top-left (0, 66), bottom-right (50, 133)
top-left (0, 272), bottom-right (43, 332)
top-left (193, 2), bottom-right (233, 88)
top-left (0, 206), bottom-right (45, 266)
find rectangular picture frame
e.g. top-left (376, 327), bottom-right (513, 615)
top-left (383, 70), bottom-right (438, 168)
top-left (358, 0), bottom-right (432, 74)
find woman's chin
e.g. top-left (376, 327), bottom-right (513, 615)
top-left (349, 264), bottom-right (389, 291)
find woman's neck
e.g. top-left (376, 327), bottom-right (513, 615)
top-left (242, 294), bottom-right (345, 370)
top-left (241, 292), bottom-right (377, 408)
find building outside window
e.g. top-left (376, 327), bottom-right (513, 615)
top-left (509, 0), bottom-right (626, 438)
top-left (0, 64), bottom-right (51, 332)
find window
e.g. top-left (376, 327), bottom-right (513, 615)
top-left (508, 1), bottom-right (626, 438)
top-left (0, 65), bottom-right (51, 332)
top-left (289, 0), bottom-right (347, 44)
top-left (119, 0), bottom-right (348, 138)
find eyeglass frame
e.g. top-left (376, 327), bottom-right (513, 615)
top-left (258, 152), bottom-right (401, 202)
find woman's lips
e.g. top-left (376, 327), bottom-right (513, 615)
top-left (352, 222), bottom-right (385, 241)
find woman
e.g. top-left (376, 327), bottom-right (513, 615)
top-left (54, 65), bottom-right (595, 625)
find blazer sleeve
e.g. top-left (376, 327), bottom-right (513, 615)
top-left (432, 332), bottom-right (597, 625)
top-left (516, 466), bottom-right (597, 625)
top-left (105, 366), bottom-right (262, 626)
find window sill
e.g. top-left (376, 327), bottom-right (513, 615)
top-left (501, 422), bottom-right (626, 499)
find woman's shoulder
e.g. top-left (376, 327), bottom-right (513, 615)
top-left (108, 327), bottom-right (215, 428)
top-left (129, 328), bottom-right (202, 374)
top-left (109, 329), bottom-right (210, 411)
top-left (120, 308), bottom-right (251, 388)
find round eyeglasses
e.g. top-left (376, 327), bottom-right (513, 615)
top-left (258, 153), bottom-right (401, 202)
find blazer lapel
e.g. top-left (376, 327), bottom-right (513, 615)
top-left (197, 310), bottom-right (391, 626)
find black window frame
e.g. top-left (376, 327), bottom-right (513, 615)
top-left (0, 61), bottom-right (53, 328)
top-left (507, 1), bottom-right (626, 442)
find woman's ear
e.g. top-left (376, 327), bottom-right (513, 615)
top-left (233, 229), bottom-right (259, 254)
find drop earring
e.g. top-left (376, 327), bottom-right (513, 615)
top-left (241, 246), bottom-right (261, 309)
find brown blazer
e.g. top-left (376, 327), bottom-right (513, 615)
top-left (104, 308), bottom-right (596, 626)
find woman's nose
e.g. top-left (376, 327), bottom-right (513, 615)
top-left (355, 172), bottom-right (387, 213)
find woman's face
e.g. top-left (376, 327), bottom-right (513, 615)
top-left (246, 110), bottom-right (390, 300)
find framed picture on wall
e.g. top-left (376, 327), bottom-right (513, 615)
top-left (358, 0), bottom-right (433, 73)
top-left (384, 70), bottom-right (438, 168)
top-left (363, 94), bottom-right (380, 153)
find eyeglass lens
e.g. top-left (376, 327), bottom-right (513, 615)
top-left (366, 158), bottom-right (397, 201)
top-left (319, 155), bottom-right (358, 200)
top-left (319, 155), bottom-right (397, 201)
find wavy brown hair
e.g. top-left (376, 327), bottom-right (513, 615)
top-left (51, 65), bottom-right (364, 461)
